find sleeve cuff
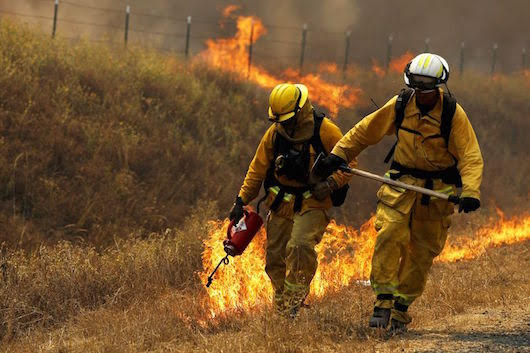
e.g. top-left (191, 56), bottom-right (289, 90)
top-left (461, 190), bottom-right (480, 200)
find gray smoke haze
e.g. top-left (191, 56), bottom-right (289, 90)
top-left (0, 0), bottom-right (528, 72)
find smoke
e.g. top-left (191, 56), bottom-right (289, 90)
top-left (0, 0), bottom-right (528, 71)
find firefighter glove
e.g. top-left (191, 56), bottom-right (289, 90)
top-left (229, 196), bottom-right (245, 222)
top-left (458, 197), bottom-right (480, 213)
top-left (312, 177), bottom-right (338, 201)
top-left (312, 153), bottom-right (346, 180)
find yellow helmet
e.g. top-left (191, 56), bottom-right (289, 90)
top-left (268, 83), bottom-right (308, 122)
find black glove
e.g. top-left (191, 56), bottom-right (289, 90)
top-left (312, 180), bottom-right (332, 201)
top-left (229, 196), bottom-right (245, 222)
top-left (458, 197), bottom-right (480, 213)
top-left (312, 153), bottom-right (346, 180)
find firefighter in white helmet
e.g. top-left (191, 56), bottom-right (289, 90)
top-left (313, 53), bottom-right (483, 332)
top-left (229, 83), bottom-right (352, 318)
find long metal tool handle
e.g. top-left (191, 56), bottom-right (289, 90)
top-left (338, 165), bottom-right (461, 204)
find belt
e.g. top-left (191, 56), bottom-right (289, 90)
top-left (389, 161), bottom-right (462, 205)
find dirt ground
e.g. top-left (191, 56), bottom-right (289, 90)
top-left (375, 301), bottom-right (530, 352)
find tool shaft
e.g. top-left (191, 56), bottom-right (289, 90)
top-left (339, 166), bottom-right (459, 203)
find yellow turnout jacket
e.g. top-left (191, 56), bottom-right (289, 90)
top-left (239, 106), bottom-right (351, 218)
top-left (331, 88), bottom-right (483, 200)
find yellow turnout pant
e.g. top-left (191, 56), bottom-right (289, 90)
top-left (265, 209), bottom-right (329, 311)
top-left (371, 180), bottom-right (454, 321)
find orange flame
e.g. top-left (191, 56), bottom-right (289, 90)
top-left (200, 211), bottom-right (530, 317)
top-left (438, 209), bottom-right (530, 262)
top-left (371, 51), bottom-right (414, 76)
top-left (199, 217), bottom-right (377, 315)
top-left (389, 51), bottom-right (415, 73)
top-left (198, 7), bottom-right (362, 117)
top-left (222, 4), bottom-right (240, 18)
top-left (371, 59), bottom-right (385, 78)
top-left (318, 62), bottom-right (339, 74)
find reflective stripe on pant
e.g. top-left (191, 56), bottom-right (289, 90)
top-left (370, 194), bottom-right (452, 307)
top-left (265, 209), bottom-right (329, 310)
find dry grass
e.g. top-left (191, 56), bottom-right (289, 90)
top-left (0, 201), bottom-right (217, 342)
top-left (2, 237), bottom-right (527, 352)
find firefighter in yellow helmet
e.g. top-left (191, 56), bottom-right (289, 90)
top-left (229, 83), bottom-right (352, 317)
top-left (313, 53), bottom-right (483, 332)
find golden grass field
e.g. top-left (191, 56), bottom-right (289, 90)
top-left (0, 21), bottom-right (528, 352)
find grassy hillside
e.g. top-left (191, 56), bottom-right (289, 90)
top-left (0, 22), bottom-right (269, 247)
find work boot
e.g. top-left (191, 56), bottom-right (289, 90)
top-left (273, 292), bottom-right (285, 314)
top-left (389, 318), bottom-right (408, 333)
top-left (389, 302), bottom-right (411, 334)
top-left (369, 307), bottom-right (391, 328)
top-left (369, 294), bottom-right (393, 328)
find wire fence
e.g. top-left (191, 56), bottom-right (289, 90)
top-left (0, 0), bottom-right (527, 76)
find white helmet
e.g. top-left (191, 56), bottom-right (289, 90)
top-left (404, 53), bottom-right (449, 90)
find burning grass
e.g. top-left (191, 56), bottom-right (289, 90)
top-left (1, 211), bottom-right (528, 351)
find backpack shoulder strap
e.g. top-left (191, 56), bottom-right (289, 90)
top-left (384, 89), bottom-right (414, 163)
top-left (310, 110), bottom-right (326, 155)
top-left (394, 88), bottom-right (414, 133)
top-left (440, 93), bottom-right (457, 146)
top-left (272, 128), bottom-right (292, 158)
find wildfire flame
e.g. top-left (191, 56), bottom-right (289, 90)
top-left (198, 7), bottom-right (362, 116)
top-left (222, 4), bottom-right (240, 18)
top-left (371, 51), bottom-right (415, 76)
top-left (437, 209), bottom-right (530, 262)
top-left (371, 59), bottom-right (385, 78)
top-left (318, 62), bottom-right (339, 74)
top-left (200, 211), bottom-right (529, 316)
top-left (389, 51), bottom-right (415, 73)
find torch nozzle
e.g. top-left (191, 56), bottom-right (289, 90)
top-left (205, 255), bottom-right (230, 288)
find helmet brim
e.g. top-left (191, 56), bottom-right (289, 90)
top-left (268, 107), bottom-right (296, 122)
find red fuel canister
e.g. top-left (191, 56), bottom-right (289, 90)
top-left (223, 211), bottom-right (263, 256)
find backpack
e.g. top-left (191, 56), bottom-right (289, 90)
top-left (383, 88), bottom-right (462, 205)
top-left (384, 88), bottom-right (458, 163)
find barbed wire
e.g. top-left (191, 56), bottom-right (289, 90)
top-left (61, 0), bottom-right (123, 14)
top-left (0, 9), bottom-right (53, 20)
top-left (57, 17), bottom-right (122, 30)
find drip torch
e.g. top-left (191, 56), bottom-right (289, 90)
top-left (206, 210), bottom-right (263, 287)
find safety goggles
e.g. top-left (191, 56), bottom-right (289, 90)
top-left (408, 74), bottom-right (439, 91)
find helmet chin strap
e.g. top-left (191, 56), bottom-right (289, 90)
top-left (444, 83), bottom-right (453, 97)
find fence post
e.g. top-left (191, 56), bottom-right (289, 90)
top-left (247, 20), bottom-right (254, 79)
top-left (459, 41), bottom-right (465, 76)
top-left (490, 43), bottom-right (498, 75)
top-left (424, 38), bottom-right (430, 52)
top-left (386, 34), bottom-right (393, 72)
top-left (185, 16), bottom-right (191, 58)
top-left (52, 0), bottom-right (59, 38)
top-left (299, 24), bottom-right (307, 74)
top-left (522, 47), bottom-right (527, 71)
top-left (124, 5), bottom-right (130, 47)
top-left (342, 31), bottom-right (351, 78)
